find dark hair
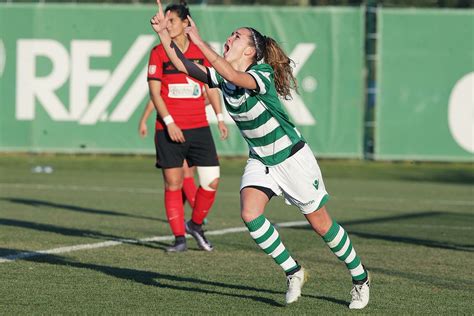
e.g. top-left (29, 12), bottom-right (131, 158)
top-left (245, 27), bottom-right (298, 100)
top-left (165, 1), bottom-right (191, 22)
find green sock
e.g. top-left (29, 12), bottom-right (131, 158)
top-left (323, 221), bottom-right (367, 281)
top-left (245, 215), bottom-right (299, 273)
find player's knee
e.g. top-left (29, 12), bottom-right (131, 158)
top-left (208, 178), bottom-right (219, 190)
top-left (165, 182), bottom-right (183, 191)
top-left (164, 178), bottom-right (183, 191)
top-left (240, 209), bottom-right (261, 223)
top-left (197, 166), bottom-right (220, 191)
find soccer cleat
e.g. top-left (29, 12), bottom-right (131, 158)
top-left (185, 220), bottom-right (213, 251)
top-left (285, 267), bottom-right (307, 304)
top-left (166, 237), bottom-right (187, 252)
top-left (349, 271), bottom-right (370, 309)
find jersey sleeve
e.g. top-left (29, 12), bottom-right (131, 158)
top-left (147, 46), bottom-right (163, 81)
top-left (247, 63), bottom-right (274, 95)
top-left (206, 67), bottom-right (224, 89)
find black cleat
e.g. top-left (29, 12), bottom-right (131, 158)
top-left (185, 220), bottom-right (213, 251)
top-left (166, 236), bottom-right (187, 252)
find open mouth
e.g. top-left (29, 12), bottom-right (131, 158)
top-left (223, 43), bottom-right (229, 57)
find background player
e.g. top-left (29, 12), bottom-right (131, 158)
top-left (147, 1), bottom-right (227, 253)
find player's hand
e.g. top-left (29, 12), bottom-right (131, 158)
top-left (139, 121), bottom-right (148, 138)
top-left (218, 121), bottom-right (228, 140)
top-left (150, 0), bottom-right (170, 34)
top-left (167, 123), bottom-right (185, 143)
top-left (184, 15), bottom-right (203, 45)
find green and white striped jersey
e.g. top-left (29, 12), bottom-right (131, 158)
top-left (208, 63), bottom-right (305, 166)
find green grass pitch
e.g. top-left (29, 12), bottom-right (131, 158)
top-left (0, 154), bottom-right (472, 314)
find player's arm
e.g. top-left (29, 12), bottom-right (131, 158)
top-left (205, 85), bottom-right (228, 140)
top-left (150, 4), bottom-right (209, 84)
top-left (138, 100), bottom-right (155, 137)
top-left (149, 80), bottom-right (185, 143)
top-left (185, 16), bottom-right (257, 91)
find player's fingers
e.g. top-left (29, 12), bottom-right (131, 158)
top-left (187, 15), bottom-right (195, 27)
top-left (178, 132), bottom-right (185, 143)
top-left (157, 0), bottom-right (163, 15)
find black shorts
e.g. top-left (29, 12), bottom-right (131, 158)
top-left (154, 126), bottom-right (219, 169)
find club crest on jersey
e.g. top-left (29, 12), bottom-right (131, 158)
top-left (148, 65), bottom-right (157, 75)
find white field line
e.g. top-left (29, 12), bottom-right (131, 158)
top-left (0, 221), bottom-right (309, 264)
top-left (0, 182), bottom-right (472, 206)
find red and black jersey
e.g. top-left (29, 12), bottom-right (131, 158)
top-left (147, 42), bottom-right (210, 130)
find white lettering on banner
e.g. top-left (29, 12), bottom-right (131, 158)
top-left (79, 35), bottom-right (155, 124)
top-left (70, 41), bottom-right (111, 119)
top-left (282, 43), bottom-right (317, 125)
top-left (16, 39), bottom-right (71, 120)
top-left (15, 35), bottom-right (155, 124)
top-left (108, 65), bottom-right (149, 122)
top-left (0, 40), bottom-right (5, 78)
top-left (15, 38), bottom-right (317, 126)
top-left (448, 72), bottom-right (474, 153)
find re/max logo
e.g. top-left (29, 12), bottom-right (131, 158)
top-left (15, 36), bottom-right (316, 125)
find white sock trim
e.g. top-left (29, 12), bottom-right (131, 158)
top-left (258, 229), bottom-right (279, 250)
top-left (270, 242), bottom-right (285, 258)
top-left (335, 237), bottom-right (351, 258)
top-left (327, 226), bottom-right (344, 248)
top-left (250, 219), bottom-right (271, 239)
top-left (350, 263), bottom-right (364, 277)
top-left (345, 248), bottom-right (356, 264)
top-left (281, 257), bottom-right (297, 271)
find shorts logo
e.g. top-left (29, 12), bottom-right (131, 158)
top-left (297, 199), bottom-right (316, 207)
top-left (148, 65), bottom-right (157, 75)
top-left (313, 179), bottom-right (319, 190)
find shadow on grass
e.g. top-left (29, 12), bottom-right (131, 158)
top-left (0, 218), bottom-right (125, 240)
top-left (400, 169), bottom-right (474, 185)
top-left (2, 197), bottom-right (166, 222)
top-left (0, 247), bottom-right (348, 307)
top-left (288, 211), bottom-right (474, 252)
top-left (25, 253), bottom-right (286, 307)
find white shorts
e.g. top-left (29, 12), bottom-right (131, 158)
top-left (240, 144), bottom-right (330, 214)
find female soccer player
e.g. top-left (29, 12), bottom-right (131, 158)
top-left (150, 0), bottom-right (370, 309)
top-left (138, 97), bottom-right (227, 208)
top-left (147, 1), bottom-right (227, 253)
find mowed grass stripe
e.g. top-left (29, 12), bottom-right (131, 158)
top-left (0, 182), bottom-right (472, 206)
top-left (0, 221), bottom-right (309, 264)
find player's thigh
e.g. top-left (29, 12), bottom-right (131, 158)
top-left (270, 144), bottom-right (329, 214)
top-left (185, 127), bottom-right (219, 167)
top-left (154, 129), bottom-right (187, 169)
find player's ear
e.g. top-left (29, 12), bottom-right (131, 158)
top-left (243, 46), bottom-right (256, 58)
top-left (182, 17), bottom-right (190, 27)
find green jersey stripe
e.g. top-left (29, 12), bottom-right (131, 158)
top-left (241, 117), bottom-right (280, 139)
top-left (234, 111), bottom-right (273, 130)
top-left (246, 127), bottom-right (287, 147)
top-left (251, 134), bottom-right (293, 158)
top-left (227, 100), bottom-right (264, 117)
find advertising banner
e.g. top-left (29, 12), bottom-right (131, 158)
top-left (0, 5), bottom-right (364, 157)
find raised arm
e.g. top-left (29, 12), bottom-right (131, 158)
top-left (150, 1), bottom-right (209, 84)
top-left (185, 16), bottom-right (257, 91)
